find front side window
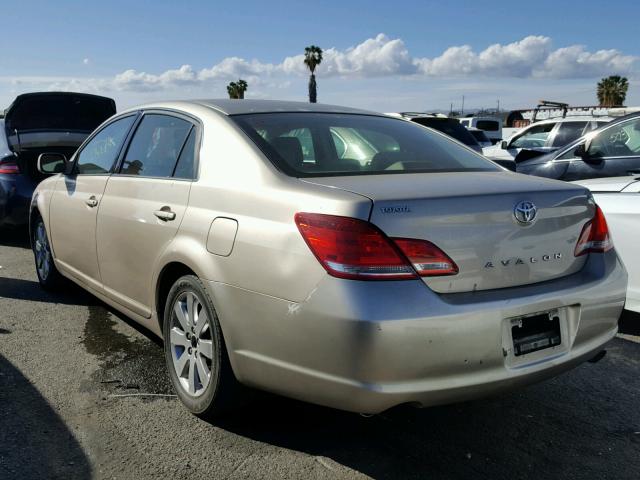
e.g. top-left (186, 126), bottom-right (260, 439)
top-left (232, 113), bottom-right (499, 177)
top-left (75, 115), bottom-right (135, 174)
top-left (510, 123), bottom-right (556, 149)
top-left (588, 118), bottom-right (640, 158)
top-left (120, 114), bottom-right (192, 178)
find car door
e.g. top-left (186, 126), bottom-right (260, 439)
top-left (559, 117), bottom-right (640, 180)
top-left (96, 112), bottom-right (197, 318)
top-left (49, 114), bottom-right (137, 290)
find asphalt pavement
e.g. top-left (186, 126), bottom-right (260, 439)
top-left (0, 228), bottom-right (639, 480)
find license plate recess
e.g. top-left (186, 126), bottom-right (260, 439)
top-left (511, 312), bottom-right (561, 357)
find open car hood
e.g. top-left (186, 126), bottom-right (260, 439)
top-left (4, 92), bottom-right (116, 134)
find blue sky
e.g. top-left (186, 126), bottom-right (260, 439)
top-left (2, 0), bottom-right (639, 111)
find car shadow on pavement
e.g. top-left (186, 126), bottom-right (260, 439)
top-left (0, 354), bottom-right (92, 479)
top-left (216, 337), bottom-right (640, 480)
top-left (0, 228), bottom-right (30, 249)
top-left (0, 276), bottom-right (95, 306)
top-left (619, 310), bottom-right (640, 336)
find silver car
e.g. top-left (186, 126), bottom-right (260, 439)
top-left (30, 100), bottom-right (627, 418)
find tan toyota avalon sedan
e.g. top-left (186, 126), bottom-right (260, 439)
top-left (30, 100), bottom-right (626, 418)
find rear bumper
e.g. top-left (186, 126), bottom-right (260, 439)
top-left (0, 175), bottom-right (34, 227)
top-left (210, 250), bottom-right (626, 413)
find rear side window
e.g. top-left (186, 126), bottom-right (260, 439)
top-left (232, 113), bottom-right (498, 177)
top-left (75, 115), bottom-right (135, 174)
top-left (476, 120), bottom-right (499, 131)
top-left (173, 128), bottom-right (197, 179)
top-left (510, 123), bottom-right (556, 149)
top-left (120, 114), bottom-right (192, 178)
top-left (551, 122), bottom-right (587, 147)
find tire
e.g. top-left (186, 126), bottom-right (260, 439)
top-left (32, 215), bottom-right (64, 290)
top-left (163, 274), bottom-right (245, 419)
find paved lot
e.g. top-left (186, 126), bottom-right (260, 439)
top-left (0, 228), bottom-right (639, 480)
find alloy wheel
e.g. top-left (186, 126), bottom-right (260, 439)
top-left (169, 291), bottom-right (214, 397)
top-left (34, 221), bottom-right (51, 281)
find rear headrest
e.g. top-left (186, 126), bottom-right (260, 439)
top-left (370, 151), bottom-right (404, 171)
top-left (271, 137), bottom-right (303, 168)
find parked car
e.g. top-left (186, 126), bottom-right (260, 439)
top-left (458, 116), bottom-right (502, 144)
top-left (467, 127), bottom-right (492, 148)
top-left (517, 112), bottom-right (640, 181)
top-left (387, 113), bottom-right (483, 153)
top-left (31, 100), bottom-right (626, 418)
top-left (0, 92), bottom-right (116, 228)
top-left (572, 176), bottom-right (639, 313)
top-left (483, 117), bottom-right (612, 164)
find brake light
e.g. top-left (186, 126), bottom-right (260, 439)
top-left (393, 238), bottom-right (459, 276)
top-left (295, 213), bottom-right (459, 280)
top-left (574, 205), bottom-right (612, 256)
top-left (295, 213), bottom-right (416, 280)
top-left (0, 158), bottom-right (19, 174)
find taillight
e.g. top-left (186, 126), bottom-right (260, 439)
top-left (393, 238), bottom-right (459, 276)
top-left (294, 213), bottom-right (458, 280)
top-left (0, 157), bottom-right (19, 174)
top-left (574, 205), bottom-right (612, 256)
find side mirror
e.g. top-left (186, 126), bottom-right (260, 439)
top-left (500, 140), bottom-right (508, 150)
top-left (37, 153), bottom-right (68, 174)
top-left (573, 144), bottom-right (586, 158)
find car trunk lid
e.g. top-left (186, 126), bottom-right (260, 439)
top-left (302, 172), bottom-right (593, 293)
top-left (4, 92), bottom-right (116, 181)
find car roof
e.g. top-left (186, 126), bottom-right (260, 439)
top-left (531, 116), bottom-right (614, 125)
top-left (125, 99), bottom-right (380, 117)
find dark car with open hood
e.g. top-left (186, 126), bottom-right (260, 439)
top-left (0, 92), bottom-right (116, 228)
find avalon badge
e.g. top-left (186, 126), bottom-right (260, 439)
top-left (514, 201), bottom-right (537, 224)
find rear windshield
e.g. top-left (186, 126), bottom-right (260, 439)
top-left (232, 113), bottom-right (497, 177)
top-left (6, 94), bottom-right (116, 132)
top-left (409, 117), bottom-right (478, 146)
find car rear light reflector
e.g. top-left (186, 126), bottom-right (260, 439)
top-left (0, 158), bottom-right (19, 174)
top-left (295, 213), bottom-right (416, 280)
top-left (574, 205), bottom-right (613, 256)
top-left (392, 238), bottom-right (459, 276)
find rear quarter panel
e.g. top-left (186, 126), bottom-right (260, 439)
top-left (153, 110), bottom-right (372, 312)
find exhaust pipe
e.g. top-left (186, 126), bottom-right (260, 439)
top-left (588, 350), bottom-right (607, 364)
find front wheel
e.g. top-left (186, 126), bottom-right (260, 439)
top-left (32, 216), bottom-right (64, 290)
top-left (163, 275), bottom-right (246, 418)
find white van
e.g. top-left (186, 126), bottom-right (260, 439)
top-left (457, 117), bottom-right (502, 144)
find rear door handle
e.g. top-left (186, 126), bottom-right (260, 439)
top-left (85, 196), bottom-right (98, 208)
top-left (154, 208), bottom-right (176, 221)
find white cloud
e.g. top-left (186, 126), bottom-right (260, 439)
top-left (414, 36), bottom-right (631, 79)
top-left (1, 33), bottom-right (637, 110)
top-left (537, 45), bottom-right (637, 78)
top-left (102, 34), bottom-right (639, 93)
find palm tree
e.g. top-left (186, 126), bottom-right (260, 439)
top-left (597, 75), bottom-right (629, 107)
top-left (227, 79), bottom-right (248, 99)
top-left (304, 45), bottom-right (323, 103)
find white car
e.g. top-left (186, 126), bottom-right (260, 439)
top-left (574, 176), bottom-right (640, 313)
top-left (483, 117), bottom-right (612, 162)
top-left (458, 117), bottom-right (502, 144)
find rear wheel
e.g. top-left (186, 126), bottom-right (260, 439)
top-left (163, 275), bottom-right (245, 418)
top-left (32, 216), bottom-right (64, 290)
